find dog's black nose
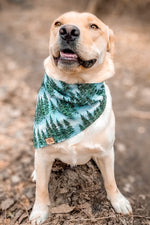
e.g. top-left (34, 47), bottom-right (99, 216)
top-left (59, 25), bottom-right (80, 41)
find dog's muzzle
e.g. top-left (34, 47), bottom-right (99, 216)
top-left (53, 24), bottom-right (97, 68)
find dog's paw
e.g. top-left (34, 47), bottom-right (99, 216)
top-left (108, 191), bottom-right (132, 215)
top-left (31, 170), bottom-right (36, 182)
top-left (29, 203), bottom-right (50, 225)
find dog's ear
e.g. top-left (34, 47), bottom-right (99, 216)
top-left (107, 27), bottom-right (115, 56)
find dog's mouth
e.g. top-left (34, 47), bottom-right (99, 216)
top-left (53, 49), bottom-right (96, 68)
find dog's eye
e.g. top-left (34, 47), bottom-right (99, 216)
top-left (90, 24), bottom-right (99, 29)
top-left (54, 21), bottom-right (62, 27)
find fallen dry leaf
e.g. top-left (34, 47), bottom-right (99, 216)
top-left (1, 198), bottom-right (15, 211)
top-left (51, 204), bottom-right (75, 214)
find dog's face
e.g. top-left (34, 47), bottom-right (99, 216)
top-left (49, 12), bottom-right (114, 73)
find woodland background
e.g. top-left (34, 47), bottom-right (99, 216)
top-left (0, 0), bottom-right (150, 224)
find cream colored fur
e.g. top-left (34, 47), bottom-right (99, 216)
top-left (29, 12), bottom-right (132, 225)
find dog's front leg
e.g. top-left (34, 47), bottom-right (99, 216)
top-left (93, 147), bottom-right (132, 215)
top-left (30, 149), bottom-right (54, 225)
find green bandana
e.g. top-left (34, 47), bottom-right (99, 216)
top-left (33, 74), bottom-right (106, 149)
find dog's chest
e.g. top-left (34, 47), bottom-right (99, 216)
top-left (51, 97), bottom-right (114, 166)
top-left (56, 146), bottom-right (93, 166)
top-left (43, 84), bottom-right (114, 166)
top-left (53, 121), bottom-right (112, 166)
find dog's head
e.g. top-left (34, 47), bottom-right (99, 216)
top-left (45, 12), bottom-right (114, 83)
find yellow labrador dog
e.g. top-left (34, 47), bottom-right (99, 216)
top-left (30, 11), bottom-right (132, 224)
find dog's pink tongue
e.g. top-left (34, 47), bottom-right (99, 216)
top-left (60, 51), bottom-right (78, 60)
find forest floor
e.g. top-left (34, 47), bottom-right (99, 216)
top-left (0, 1), bottom-right (150, 224)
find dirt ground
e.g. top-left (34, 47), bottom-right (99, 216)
top-left (0, 1), bottom-right (150, 224)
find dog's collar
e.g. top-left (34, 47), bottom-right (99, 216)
top-left (33, 73), bottom-right (106, 149)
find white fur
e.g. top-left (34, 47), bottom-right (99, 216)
top-left (29, 202), bottom-right (50, 225)
top-left (107, 190), bottom-right (132, 215)
top-left (31, 170), bottom-right (36, 182)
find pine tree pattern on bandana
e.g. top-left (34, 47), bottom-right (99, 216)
top-left (33, 74), bottom-right (106, 149)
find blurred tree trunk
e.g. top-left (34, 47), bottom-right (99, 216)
top-left (86, 0), bottom-right (101, 14)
